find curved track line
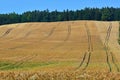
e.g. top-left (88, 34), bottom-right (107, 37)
top-left (104, 23), bottom-right (112, 72)
top-left (0, 24), bottom-right (20, 40)
top-left (15, 28), bottom-right (39, 40)
top-left (83, 52), bottom-right (91, 70)
top-left (106, 50), bottom-right (112, 72)
top-left (0, 55), bottom-right (31, 69)
top-left (0, 24), bottom-right (26, 41)
top-left (53, 27), bottom-right (80, 32)
top-left (0, 55), bottom-right (37, 70)
top-left (76, 52), bottom-right (87, 70)
top-left (76, 22), bottom-right (93, 70)
top-left (12, 55), bottom-right (37, 68)
top-left (85, 23), bottom-right (93, 52)
top-left (22, 31), bottom-right (32, 39)
top-left (82, 23), bottom-right (93, 70)
top-left (0, 55), bottom-right (29, 69)
top-left (64, 25), bottom-right (71, 41)
top-left (51, 25), bottom-right (71, 50)
top-left (4, 25), bottom-right (57, 50)
top-left (0, 28), bottom-right (13, 38)
top-left (104, 23), bottom-right (112, 47)
top-left (110, 52), bottom-right (120, 72)
top-left (40, 26), bottom-right (57, 41)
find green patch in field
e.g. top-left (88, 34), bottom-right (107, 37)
top-left (0, 61), bottom-right (77, 70)
top-left (19, 61), bottom-right (59, 69)
top-left (0, 61), bottom-right (11, 67)
top-left (0, 61), bottom-right (59, 70)
top-left (0, 61), bottom-right (14, 70)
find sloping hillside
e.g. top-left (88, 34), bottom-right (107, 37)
top-left (0, 21), bottom-right (120, 72)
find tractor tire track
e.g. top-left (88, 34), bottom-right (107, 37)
top-left (16, 28), bottom-right (39, 40)
top-left (77, 22), bottom-right (93, 70)
top-left (0, 28), bottom-right (13, 38)
top-left (104, 23), bottom-right (112, 72)
top-left (12, 55), bottom-right (37, 68)
top-left (0, 24), bottom-right (25, 41)
top-left (8, 45), bottom-right (25, 50)
top-left (85, 23), bottom-right (93, 52)
top-left (110, 52), bottom-right (120, 72)
top-left (0, 55), bottom-right (30, 69)
top-left (51, 25), bottom-right (71, 50)
top-left (83, 52), bottom-right (91, 70)
top-left (15, 31), bottom-right (33, 40)
top-left (106, 50), bottom-right (112, 72)
top-left (35, 23), bottom-right (60, 41)
top-left (82, 23), bottom-right (93, 70)
top-left (4, 26), bottom-right (57, 50)
top-left (76, 52), bottom-right (87, 70)
top-left (104, 23), bottom-right (112, 47)
top-left (21, 31), bottom-right (32, 39)
top-left (41, 26), bottom-right (57, 41)
top-left (7, 28), bottom-right (40, 42)
top-left (0, 55), bottom-right (31, 69)
top-left (64, 25), bottom-right (71, 41)
top-left (0, 55), bottom-right (37, 70)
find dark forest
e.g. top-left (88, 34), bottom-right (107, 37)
top-left (0, 7), bottom-right (120, 25)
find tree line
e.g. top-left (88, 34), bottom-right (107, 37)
top-left (0, 7), bottom-right (120, 25)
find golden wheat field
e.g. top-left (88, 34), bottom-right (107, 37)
top-left (0, 21), bottom-right (120, 80)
